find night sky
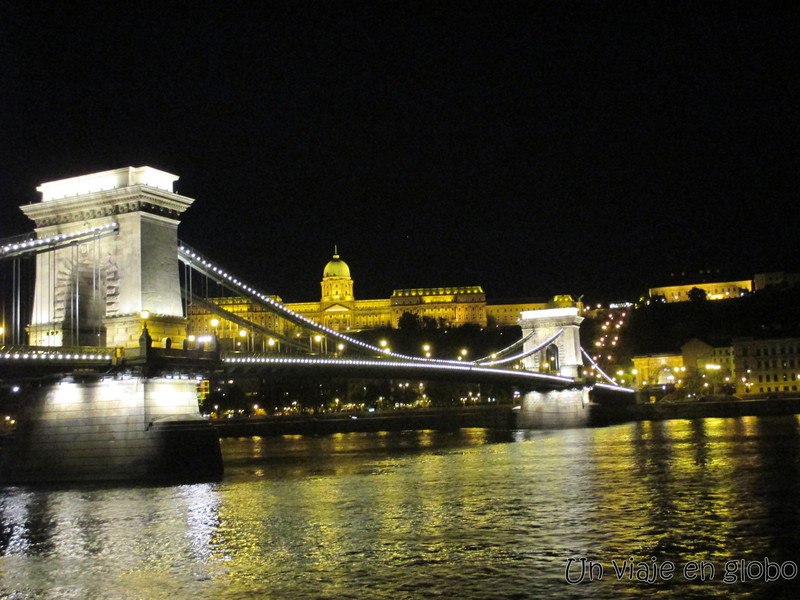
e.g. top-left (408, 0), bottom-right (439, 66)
top-left (1, 2), bottom-right (797, 304)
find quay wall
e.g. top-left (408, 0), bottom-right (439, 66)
top-left (212, 397), bottom-right (800, 438)
top-left (0, 377), bottom-right (222, 483)
top-left (625, 397), bottom-right (800, 421)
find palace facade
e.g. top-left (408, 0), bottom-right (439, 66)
top-left (186, 252), bottom-right (556, 348)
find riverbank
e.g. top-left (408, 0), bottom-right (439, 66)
top-left (625, 396), bottom-right (800, 421)
top-left (211, 404), bottom-right (517, 437)
top-left (210, 397), bottom-right (800, 437)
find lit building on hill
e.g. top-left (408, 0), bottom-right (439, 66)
top-left (186, 251), bottom-right (565, 344)
top-left (649, 280), bottom-right (752, 302)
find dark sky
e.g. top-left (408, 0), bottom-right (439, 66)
top-left (1, 2), bottom-right (797, 303)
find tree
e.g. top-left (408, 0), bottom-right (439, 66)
top-left (398, 312), bottom-right (421, 332)
top-left (688, 287), bottom-right (707, 303)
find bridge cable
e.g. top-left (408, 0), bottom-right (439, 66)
top-left (477, 329), bottom-right (564, 367)
top-left (178, 241), bottom-right (488, 367)
top-left (473, 329), bottom-right (536, 363)
top-left (579, 347), bottom-right (622, 387)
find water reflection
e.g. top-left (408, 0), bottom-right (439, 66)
top-left (0, 418), bottom-right (799, 598)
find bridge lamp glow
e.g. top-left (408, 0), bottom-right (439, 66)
top-left (268, 338), bottom-right (276, 347)
top-left (314, 334), bottom-right (323, 342)
top-left (379, 339), bottom-right (388, 348)
top-left (210, 318), bottom-right (220, 327)
top-left (239, 330), bottom-right (247, 337)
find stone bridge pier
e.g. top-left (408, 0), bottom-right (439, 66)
top-left (0, 167), bottom-right (222, 483)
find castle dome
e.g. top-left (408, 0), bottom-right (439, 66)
top-left (323, 252), bottom-right (351, 279)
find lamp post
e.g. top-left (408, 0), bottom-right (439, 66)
top-left (313, 334), bottom-right (324, 355)
top-left (210, 318), bottom-right (219, 350)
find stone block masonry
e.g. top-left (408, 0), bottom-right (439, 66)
top-left (0, 377), bottom-right (222, 483)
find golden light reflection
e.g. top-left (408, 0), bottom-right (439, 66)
top-left (3, 417), bottom-right (798, 598)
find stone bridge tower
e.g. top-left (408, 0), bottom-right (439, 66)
top-left (21, 166), bottom-right (193, 348)
top-left (519, 306), bottom-right (584, 379)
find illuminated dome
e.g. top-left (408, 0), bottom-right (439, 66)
top-left (323, 252), bottom-right (351, 279)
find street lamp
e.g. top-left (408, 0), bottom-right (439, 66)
top-left (210, 318), bottom-right (220, 350)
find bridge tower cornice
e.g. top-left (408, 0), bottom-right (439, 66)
top-left (20, 185), bottom-right (194, 229)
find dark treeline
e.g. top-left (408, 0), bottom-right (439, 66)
top-left (625, 286), bottom-right (800, 356)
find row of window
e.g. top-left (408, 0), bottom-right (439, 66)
top-left (756, 373), bottom-right (799, 382)
top-left (740, 345), bottom-right (800, 357)
top-left (743, 359), bottom-right (800, 369)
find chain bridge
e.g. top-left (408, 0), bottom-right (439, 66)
top-left (0, 167), bottom-right (632, 483)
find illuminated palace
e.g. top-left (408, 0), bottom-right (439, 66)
top-left (187, 251), bottom-right (555, 348)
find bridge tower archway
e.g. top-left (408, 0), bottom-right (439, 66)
top-left (20, 167), bottom-right (194, 349)
top-left (518, 307), bottom-right (584, 379)
top-left (544, 343), bottom-right (560, 374)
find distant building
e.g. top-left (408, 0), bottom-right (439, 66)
top-left (187, 251), bottom-right (564, 345)
top-left (681, 338), bottom-right (735, 375)
top-left (734, 337), bottom-right (800, 397)
top-left (486, 299), bottom-right (548, 327)
top-left (649, 280), bottom-right (752, 303)
top-left (631, 335), bottom-right (800, 398)
top-left (753, 272), bottom-right (800, 291)
top-left (631, 353), bottom-right (685, 387)
top-left (631, 338), bottom-right (734, 392)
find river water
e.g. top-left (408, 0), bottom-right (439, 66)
top-left (2, 415), bottom-right (800, 599)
